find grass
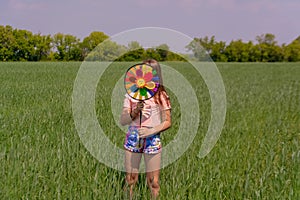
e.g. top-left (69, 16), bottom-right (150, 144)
top-left (0, 62), bottom-right (299, 199)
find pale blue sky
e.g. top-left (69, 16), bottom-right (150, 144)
top-left (1, 0), bottom-right (299, 45)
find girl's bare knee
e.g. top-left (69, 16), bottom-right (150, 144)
top-left (146, 176), bottom-right (151, 185)
top-left (147, 176), bottom-right (160, 189)
top-left (150, 179), bottom-right (160, 199)
top-left (126, 173), bottom-right (138, 185)
top-left (152, 180), bottom-right (159, 189)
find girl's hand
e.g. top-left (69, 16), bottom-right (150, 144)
top-left (130, 101), bottom-right (144, 120)
top-left (135, 101), bottom-right (144, 112)
top-left (138, 128), bottom-right (156, 138)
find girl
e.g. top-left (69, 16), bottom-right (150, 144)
top-left (120, 59), bottom-right (172, 199)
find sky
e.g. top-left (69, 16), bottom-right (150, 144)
top-left (1, 0), bottom-right (300, 45)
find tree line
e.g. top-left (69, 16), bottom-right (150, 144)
top-left (187, 34), bottom-right (300, 62)
top-left (1, 25), bottom-right (300, 62)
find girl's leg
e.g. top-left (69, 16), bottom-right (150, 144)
top-left (124, 150), bottom-right (142, 199)
top-left (144, 152), bottom-right (161, 199)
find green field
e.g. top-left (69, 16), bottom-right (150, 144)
top-left (0, 62), bottom-right (299, 199)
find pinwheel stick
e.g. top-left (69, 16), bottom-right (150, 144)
top-left (139, 100), bottom-right (143, 128)
top-left (139, 110), bottom-right (142, 128)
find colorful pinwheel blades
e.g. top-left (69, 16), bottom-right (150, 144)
top-left (124, 64), bottom-right (160, 100)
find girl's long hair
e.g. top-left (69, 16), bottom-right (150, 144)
top-left (142, 59), bottom-right (170, 107)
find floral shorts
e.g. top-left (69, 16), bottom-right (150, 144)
top-left (124, 126), bottom-right (162, 154)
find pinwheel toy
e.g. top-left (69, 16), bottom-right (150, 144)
top-left (124, 63), bottom-right (160, 101)
top-left (124, 63), bottom-right (160, 126)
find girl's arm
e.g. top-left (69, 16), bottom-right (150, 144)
top-left (119, 108), bottom-right (132, 126)
top-left (138, 109), bottom-right (171, 138)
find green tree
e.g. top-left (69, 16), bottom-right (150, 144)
top-left (210, 40), bottom-right (227, 62)
top-left (155, 44), bottom-right (169, 61)
top-left (116, 41), bottom-right (145, 61)
top-left (52, 33), bottom-right (82, 61)
top-left (52, 33), bottom-right (65, 60)
top-left (283, 39), bottom-right (300, 61)
top-left (128, 41), bottom-right (143, 50)
top-left (12, 29), bottom-right (36, 61)
top-left (144, 48), bottom-right (161, 61)
top-left (166, 52), bottom-right (187, 61)
top-left (32, 33), bottom-right (52, 61)
top-left (186, 36), bottom-right (215, 61)
top-left (81, 31), bottom-right (109, 58)
top-left (0, 25), bottom-right (15, 61)
top-left (156, 43), bottom-right (188, 61)
top-left (255, 33), bottom-right (283, 62)
top-left (225, 40), bottom-right (254, 62)
top-left (85, 40), bottom-right (126, 61)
